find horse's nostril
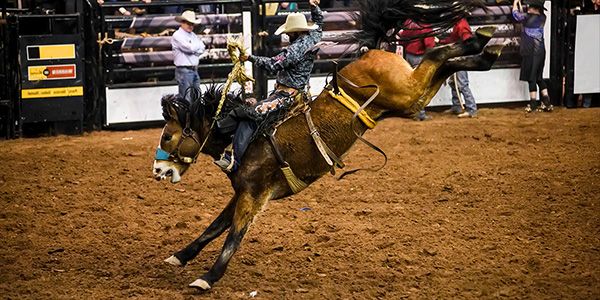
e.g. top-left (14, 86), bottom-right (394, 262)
top-left (154, 168), bottom-right (161, 174)
top-left (166, 169), bottom-right (173, 177)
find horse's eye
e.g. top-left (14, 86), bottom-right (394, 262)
top-left (163, 134), bottom-right (172, 142)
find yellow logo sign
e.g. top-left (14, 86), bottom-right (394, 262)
top-left (28, 64), bottom-right (76, 81)
top-left (21, 86), bottom-right (83, 99)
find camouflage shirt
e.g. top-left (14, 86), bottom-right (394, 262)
top-left (249, 6), bottom-right (324, 90)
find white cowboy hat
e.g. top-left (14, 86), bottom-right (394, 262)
top-left (175, 10), bottom-right (201, 24)
top-left (274, 13), bottom-right (318, 35)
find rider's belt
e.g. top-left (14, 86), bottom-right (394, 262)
top-left (176, 66), bottom-right (197, 70)
top-left (328, 87), bottom-right (377, 129)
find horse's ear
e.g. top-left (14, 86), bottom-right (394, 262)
top-left (161, 94), bottom-right (179, 121)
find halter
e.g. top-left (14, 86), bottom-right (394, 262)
top-left (155, 112), bottom-right (204, 164)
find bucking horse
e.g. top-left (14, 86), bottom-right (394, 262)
top-left (152, 0), bottom-right (504, 290)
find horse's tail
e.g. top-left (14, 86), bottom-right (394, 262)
top-left (349, 0), bottom-right (486, 49)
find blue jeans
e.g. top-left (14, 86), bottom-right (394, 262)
top-left (175, 67), bottom-right (200, 103)
top-left (405, 53), bottom-right (428, 119)
top-left (448, 71), bottom-right (477, 114)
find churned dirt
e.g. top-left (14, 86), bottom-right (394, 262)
top-left (1, 107), bottom-right (599, 299)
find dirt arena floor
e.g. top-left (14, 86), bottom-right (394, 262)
top-left (1, 107), bottom-right (599, 299)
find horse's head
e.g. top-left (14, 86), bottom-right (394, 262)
top-left (152, 86), bottom-right (244, 183)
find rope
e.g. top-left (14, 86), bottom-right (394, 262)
top-left (198, 37), bottom-right (255, 152)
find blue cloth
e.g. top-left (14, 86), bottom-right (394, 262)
top-left (175, 67), bottom-right (200, 102)
top-left (171, 27), bottom-right (205, 67)
top-left (512, 10), bottom-right (546, 56)
top-left (448, 71), bottom-right (477, 114)
top-left (155, 148), bottom-right (171, 161)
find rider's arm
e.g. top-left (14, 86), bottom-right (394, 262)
top-left (247, 52), bottom-right (287, 74)
top-left (307, 5), bottom-right (324, 42)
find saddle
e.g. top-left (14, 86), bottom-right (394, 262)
top-left (266, 87), bottom-right (346, 194)
top-left (267, 68), bottom-right (382, 194)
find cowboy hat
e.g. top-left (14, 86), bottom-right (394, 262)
top-left (525, 0), bottom-right (548, 10)
top-left (274, 13), bottom-right (318, 35)
top-left (175, 10), bottom-right (201, 24)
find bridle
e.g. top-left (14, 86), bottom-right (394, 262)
top-left (155, 105), bottom-right (208, 164)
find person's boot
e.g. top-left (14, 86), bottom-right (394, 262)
top-left (540, 95), bottom-right (553, 112)
top-left (525, 98), bottom-right (538, 113)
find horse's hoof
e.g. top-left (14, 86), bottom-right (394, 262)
top-left (484, 44), bottom-right (504, 56)
top-left (475, 26), bottom-right (497, 38)
top-left (189, 278), bottom-right (211, 290)
top-left (164, 255), bottom-right (183, 266)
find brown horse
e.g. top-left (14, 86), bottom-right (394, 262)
top-left (152, 0), bottom-right (503, 290)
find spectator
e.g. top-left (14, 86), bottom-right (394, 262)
top-left (439, 18), bottom-right (478, 118)
top-left (398, 19), bottom-right (435, 121)
top-left (171, 11), bottom-right (206, 102)
top-left (513, 0), bottom-right (553, 112)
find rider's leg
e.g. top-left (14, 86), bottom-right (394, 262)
top-left (231, 120), bottom-right (257, 170)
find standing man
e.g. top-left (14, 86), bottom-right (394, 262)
top-left (398, 19), bottom-right (436, 121)
top-left (172, 11), bottom-right (205, 102)
top-left (440, 18), bottom-right (478, 118)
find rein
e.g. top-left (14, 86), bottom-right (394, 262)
top-left (334, 72), bottom-right (388, 180)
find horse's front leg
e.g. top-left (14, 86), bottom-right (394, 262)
top-left (188, 188), bottom-right (271, 290)
top-left (165, 194), bottom-right (238, 266)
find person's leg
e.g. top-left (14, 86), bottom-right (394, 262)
top-left (405, 53), bottom-right (423, 69)
top-left (447, 73), bottom-right (462, 114)
top-left (175, 68), bottom-right (190, 100)
top-left (583, 94), bottom-right (592, 108)
top-left (536, 68), bottom-right (552, 112)
top-left (456, 71), bottom-right (477, 116)
top-left (526, 83), bottom-right (538, 113)
top-left (191, 70), bottom-right (201, 101)
top-left (231, 120), bottom-right (257, 169)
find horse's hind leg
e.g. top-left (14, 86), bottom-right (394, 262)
top-left (188, 189), bottom-right (271, 290)
top-left (421, 26), bottom-right (497, 64)
top-left (397, 27), bottom-right (497, 113)
top-left (435, 44), bottom-right (505, 81)
top-left (165, 195), bottom-right (238, 266)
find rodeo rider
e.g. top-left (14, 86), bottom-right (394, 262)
top-left (214, 0), bottom-right (324, 172)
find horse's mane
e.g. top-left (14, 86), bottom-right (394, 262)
top-left (161, 84), bottom-right (245, 125)
top-left (345, 0), bottom-right (486, 50)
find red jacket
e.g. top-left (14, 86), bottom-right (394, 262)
top-left (398, 20), bottom-right (435, 55)
top-left (440, 18), bottom-right (473, 44)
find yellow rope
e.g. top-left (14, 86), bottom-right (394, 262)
top-left (198, 37), bottom-right (255, 153)
top-left (328, 87), bottom-right (377, 129)
top-left (215, 37), bottom-right (255, 118)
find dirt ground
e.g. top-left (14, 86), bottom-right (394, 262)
top-left (1, 107), bottom-right (599, 299)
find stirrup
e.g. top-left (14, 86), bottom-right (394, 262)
top-left (214, 145), bottom-right (235, 172)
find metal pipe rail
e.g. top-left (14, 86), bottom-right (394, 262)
top-left (111, 33), bottom-right (242, 49)
top-left (104, 13), bottom-right (243, 29)
top-left (100, 0), bottom-right (245, 8)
